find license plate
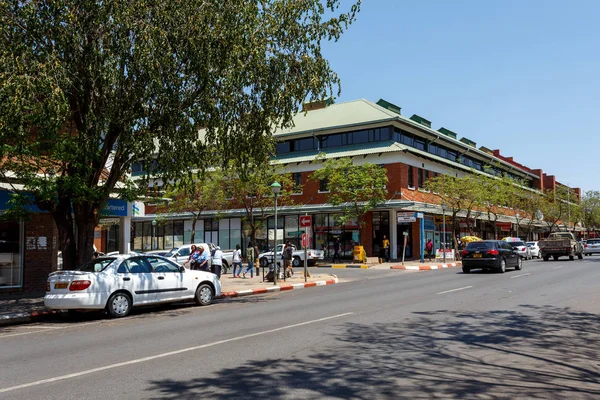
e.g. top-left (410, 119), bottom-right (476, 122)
top-left (54, 282), bottom-right (69, 289)
top-left (473, 253), bottom-right (482, 258)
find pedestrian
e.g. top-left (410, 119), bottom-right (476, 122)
top-left (232, 244), bottom-right (243, 278)
top-left (332, 238), bottom-right (341, 263)
top-left (283, 241), bottom-right (294, 277)
top-left (426, 239), bottom-right (434, 261)
top-left (195, 246), bottom-right (210, 272)
top-left (254, 242), bottom-right (261, 276)
top-left (382, 235), bottom-right (390, 262)
top-left (186, 244), bottom-right (199, 269)
top-left (243, 242), bottom-right (255, 278)
top-left (211, 245), bottom-right (223, 279)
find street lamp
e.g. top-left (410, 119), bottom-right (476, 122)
top-left (271, 181), bottom-right (281, 285)
top-left (515, 213), bottom-right (520, 239)
top-left (441, 203), bottom-right (448, 263)
top-left (152, 219), bottom-right (157, 250)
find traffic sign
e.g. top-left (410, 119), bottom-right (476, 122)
top-left (302, 233), bottom-right (308, 247)
top-left (300, 215), bottom-right (312, 227)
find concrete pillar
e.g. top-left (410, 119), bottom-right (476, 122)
top-left (390, 209), bottom-right (398, 259)
top-left (119, 216), bottom-right (131, 254)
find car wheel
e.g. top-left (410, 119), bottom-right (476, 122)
top-left (543, 255), bottom-right (549, 261)
top-left (553, 255), bottom-right (560, 261)
top-left (292, 256), bottom-right (302, 268)
top-left (222, 261), bottom-right (229, 275)
top-left (195, 283), bottom-right (214, 306)
top-left (498, 258), bottom-right (506, 273)
top-left (515, 257), bottom-right (523, 270)
top-left (462, 266), bottom-right (470, 274)
top-left (106, 292), bottom-right (132, 318)
top-left (569, 255), bottom-right (574, 261)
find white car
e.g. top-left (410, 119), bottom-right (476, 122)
top-left (258, 244), bottom-right (324, 268)
top-left (44, 255), bottom-right (221, 318)
top-left (508, 240), bottom-right (532, 260)
top-left (584, 238), bottom-right (600, 256)
top-left (526, 241), bottom-right (541, 259)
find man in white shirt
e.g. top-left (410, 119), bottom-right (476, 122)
top-left (211, 246), bottom-right (223, 279)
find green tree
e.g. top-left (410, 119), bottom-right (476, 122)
top-left (539, 186), bottom-right (571, 233)
top-left (0, 0), bottom-right (360, 268)
top-left (473, 173), bottom-right (515, 238)
top-left (159, 170), bottom-right (227, 244)
top-left (225, 160), bottom-right (296, 249)
top-left (310, 155), bottom-right (388, 244)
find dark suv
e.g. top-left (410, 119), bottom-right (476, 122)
top-left (461, 240), bottom-right (522, 273)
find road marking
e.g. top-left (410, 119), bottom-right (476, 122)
top-left (0, 312), bottom-right (354, 394)
top-left (0, 322), bottom-right (100, 339)
top-left (554, 266), bottom-right (564, 269)
top-left (510, 273), bottom-right (531, 279)
top-left (436, 286), bottom-right (472, 295)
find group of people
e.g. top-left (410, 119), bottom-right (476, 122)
top-left (186, 244), bottom-right (223, 278)
top-left (232, 242), bottom-right (259, 279)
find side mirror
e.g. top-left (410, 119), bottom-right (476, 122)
top-left (179, 266), bottom-right (185, 272)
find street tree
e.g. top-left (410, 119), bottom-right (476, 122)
top-left (539, 186), bottom-right (571, 233)
top-left (224, 160), bottom-right (296, 249)
top-left (474, 173), bottom-right (516, 238)
top-left (0, 0), bottom-right (360, 268)
top-left (581, 190), bottom-right (600, 236)
top-left (158, 170), bottom-right (227, 244)
top-left (310, 155), bottom-right (387, 244)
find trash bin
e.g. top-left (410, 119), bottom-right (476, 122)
top-left (353, 245), bottom-right (366, 262)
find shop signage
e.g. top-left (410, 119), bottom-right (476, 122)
top-left (435, 249), bottom-right (455, 260)
top-left (101, 199), bottom-right (129, 217)
top-left (434, 216), bottom-right (452, 224)
top-left (496, 222), bottom-right (512, 231)
top-left (397, 212), bottom-right (416, 223)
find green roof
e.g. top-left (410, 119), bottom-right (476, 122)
top-left (409, 114), bottom-right (432, 128)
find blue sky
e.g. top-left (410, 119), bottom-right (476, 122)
top-left (323, 0), bottom-right (599, 193)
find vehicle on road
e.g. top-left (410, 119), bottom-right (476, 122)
top-left (583, 238), bottom-right (600, 256)
top-left (164, 243), bottom-right (231, 274)
top-left (461, 240), bottom-right (522, 273)
top-left (44, 255), bottom-right (221, 318)
top-left (539, 232), bottom-right (584, 261)
top-left (258, 243), bottom-right (325, 268)
top-left (526, 241), bottom-right (541, 259)
top-left (508, 240), bottom-right (532, 259)
top-left (144, 250), bottom-right (171, 257)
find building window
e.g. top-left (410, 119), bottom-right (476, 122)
top-left (407, 166), bottom-right (414, 188)
top-left (276, 141), bottom-right (291, 154)
top-left (319, 178), bottom-right (329, 192)
top-left (292, 173), bottom-right (302, 193)
top-left (0, 220), bottom-right (22, 288)
top-left (418, 168), bottom-right (424, 188)
top-left (293, 137), bottom-right (316, 152)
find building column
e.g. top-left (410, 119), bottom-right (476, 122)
top-left (390, 209), bottom-right (398, 259)
top-left (119, 216), bottom-right (131, 254)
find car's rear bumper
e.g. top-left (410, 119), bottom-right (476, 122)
top-left (462, 258), bottom-right (500, 269)
top-left (585, 248), bottom-right (600, 254)
top-left (44, 293), bottom-right (108, 310)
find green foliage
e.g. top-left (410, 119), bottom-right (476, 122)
top-left (581, 190), bottom-right (600, 231)
top-left (0, 0), bottom-right (360, 267)
top-left (310, 155), bottom-right (388, 241)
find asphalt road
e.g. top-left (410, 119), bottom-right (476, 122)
top-left (1, 257), bottom-right (599, 399)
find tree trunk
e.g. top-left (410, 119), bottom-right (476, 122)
top-left (51, 203), bottom-right (77, 270)
top-left (74, 203), bottom-right (100, 267)
top-left (190, 215), bottom-right (198, 244)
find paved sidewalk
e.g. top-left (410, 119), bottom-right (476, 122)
top-left (0, 272), bottom-right (338, 326)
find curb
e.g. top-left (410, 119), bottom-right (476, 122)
top-left (391, 262), bottom-right (462, 271)
top-left (0, 309), bottom-right (64, 327)
top-left (312, 264), bottom-right (369, 269)
top-left (217, 275), bottom-right (339, 298)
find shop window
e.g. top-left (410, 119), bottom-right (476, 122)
top-left (0, 221), bottom-right (22, 288)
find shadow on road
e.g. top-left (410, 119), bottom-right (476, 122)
top-left (146, 305), bottom-right (600, 399)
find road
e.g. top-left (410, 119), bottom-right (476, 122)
top-left (1, 258), bottom-right (599, 399)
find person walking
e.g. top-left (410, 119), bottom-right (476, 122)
top-left (382, 235), bottom-right (390, 262)
top-left (211, 245), bottom-right (223, 279)
top-left (283, 241), bottom-right (294, 277)
top-left (426, 239), bottom-right (434, 261)
top-left (243, 242), bottom-right (255, 278)
top-left (332, 238), bottom-right (341, 263)
top-left (232, 244), bottom-right (243, 278)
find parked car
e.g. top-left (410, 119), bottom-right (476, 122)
top-left (539, 232), bottom-right (584, 261)
top-left (509, 240), bottom-right (532, 259)
top-left (461, 240), bottom-right (522, 273)
top-left (583, 238), bottom-right (600, 256)
top-left (144, 250), bottom-right (170, 257)
top-left (44, 255), bottom-right (221, 317)
top-left (525, 241), bottom-right (541, 259)
top-left (258, 243), bottom-right (325, 268)
top-left (165, 243), bottom-right (211, 266)
top-left (105, 251), bottom-right (139, 257)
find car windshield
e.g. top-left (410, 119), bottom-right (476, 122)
top-left (466, 242), bottom-right (494, 250)
top-left (511, 241), bottom-right (525, 247)
top-left (587, 239), bottom-right (600, 244)
top-left (75, 257), bottom-right (116, 272)
top-left (164, 248), bottom-right (178, 257)
top-left (526, 242), bottom-right (535, 246)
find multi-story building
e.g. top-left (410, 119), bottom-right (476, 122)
top-left (130, 98), bottom-right (580, 261)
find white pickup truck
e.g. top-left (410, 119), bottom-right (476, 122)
top-left (258, 244), bottom-right (325, 268)
top-left (539, 232), bottom-right (583, 261)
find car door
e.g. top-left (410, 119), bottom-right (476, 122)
top-left (506, 242), bottom-right (518, 267)
top-left (147, 256), bottom-right (190, 302)
top-left (116, 257), bottom-right (158, 304)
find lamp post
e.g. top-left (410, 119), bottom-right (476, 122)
top-left (152, 219), bottom-right (157, 250)
top-left (441, 203), bottom-right (447, 263)
top-left (515, 213), bottom-right (520, 239)
top-left (271, 181), bottom-right (281, 285)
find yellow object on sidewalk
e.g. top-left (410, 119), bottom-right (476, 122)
top-left (353, 245), bottom-right (366, 262)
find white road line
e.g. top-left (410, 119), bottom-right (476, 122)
top-left (510, 273), bottom-right (531, 279)
top-left (0, 312), bottom-right (354, 394)
top-left (436, 286), bottom-right (472, 295)
top-left (16, 326), bottom-right (64, 330)
top-left (0, 322), bottom-right (100, 339)
top-left (554, 266), bottom-right (564, 269)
